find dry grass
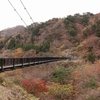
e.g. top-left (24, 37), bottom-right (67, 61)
top-left (0, 69), bottom-right (38, 100)
top-left (72, 62), bottom-right (100, 100)
top-left (0, 61), bottom-right (100, 100)
top-left (22, 62), bottom-right (60, 80)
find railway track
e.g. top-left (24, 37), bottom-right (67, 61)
top-left (0, 57), bottom-right (71, 72)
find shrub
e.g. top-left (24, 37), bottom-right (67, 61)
top-left (22, 79), bottom-right (48, 95)
top-left (37, 41), bottom-right (50, 52)
top-left (91, 24), bottom-right (96, 30)
top-left (52, 67), bottom-right (73, 84)
top-left (49, 84), bottom-right (74, 99)
top-left (64, 15), bottom-right (77, 37)
top-left (95, 31), bottom-right (100, 37)
top-left (68, 28), bottom-right (77, 37)
top-left (23, 44), bottom-right (35, 51)
top-left (87, 78), bottom-right (97, 89)
top-left (15, 43), bottom-right (37, 51)
top-left (7, 38), bottom-right (16, 49)
top-left (86, 12), bottom-right (94, 16)
top-left (87, 52), bottom-right (95, 63)
top-left (15, 41), bottom-right (50, 52)
top-left (65, 15), bottom-right (75, 23)
top-left (81, 15), bottom-right (89, 25)
top-left (64, 15), bottom-right (76, 29)
top-left (92, 20), bottom-right (100, 37)
top-left (95, 25), bottom-right (100, 37)
top-left (83, 27), bottom-right (93, 37)
top-left (16, 34), bottom-right (21, 39)
top-left (3, 36), bottom-right (11, 45)
top-left (32, 27), bottom-right (40, 36)
top-left (15, 43), bottom-right (24, 49)
top-left (0, 42), bottom-right (4, 49)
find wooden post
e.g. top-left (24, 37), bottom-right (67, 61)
top-left (22, 58), bottom-right (24, 67)
top-left (13, 58), bottom-right (15, 70)
top-left (1, 58), bottom-right (4, 72)
top-left (28, 58), bottom-right (30, 66)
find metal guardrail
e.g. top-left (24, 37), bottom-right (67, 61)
top-left (0, 57), bottom-right (70, 72)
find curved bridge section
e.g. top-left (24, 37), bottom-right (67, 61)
top-left (0, 57), bottom-right (71, 72)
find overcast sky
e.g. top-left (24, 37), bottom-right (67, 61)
top-left (0, 0), bottom-right (100, 31)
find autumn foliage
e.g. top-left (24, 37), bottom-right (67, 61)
top-left (22, 79), bottom-right (48, 95)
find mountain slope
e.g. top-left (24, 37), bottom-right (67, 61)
top-left (0, 12), bottom-right (100, 61)
top-left (0, 12), bottom-right (100, 100)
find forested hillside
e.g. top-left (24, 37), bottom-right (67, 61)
top-left (0, 12), bottom-right (100, 61)
top-left (0, 12), bottom-right (100, 100)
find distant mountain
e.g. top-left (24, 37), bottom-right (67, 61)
top-left (0, 25), bottom-right (25, 37)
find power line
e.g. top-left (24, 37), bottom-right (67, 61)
top-left (20, 0), bottom-right (34, 24)
top-left (8, 0), bottom-right (27, 26)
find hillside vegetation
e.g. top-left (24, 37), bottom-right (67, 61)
top-left (0, 12), bottom-right (100, 100)
top-left (1, 12), bottom-right (100, 59)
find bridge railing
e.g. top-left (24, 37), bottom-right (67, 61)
top-left (0, 57), bottom-right (70, 72)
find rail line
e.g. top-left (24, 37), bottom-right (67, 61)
top-left (0, 57), bottom-right (71, 72)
